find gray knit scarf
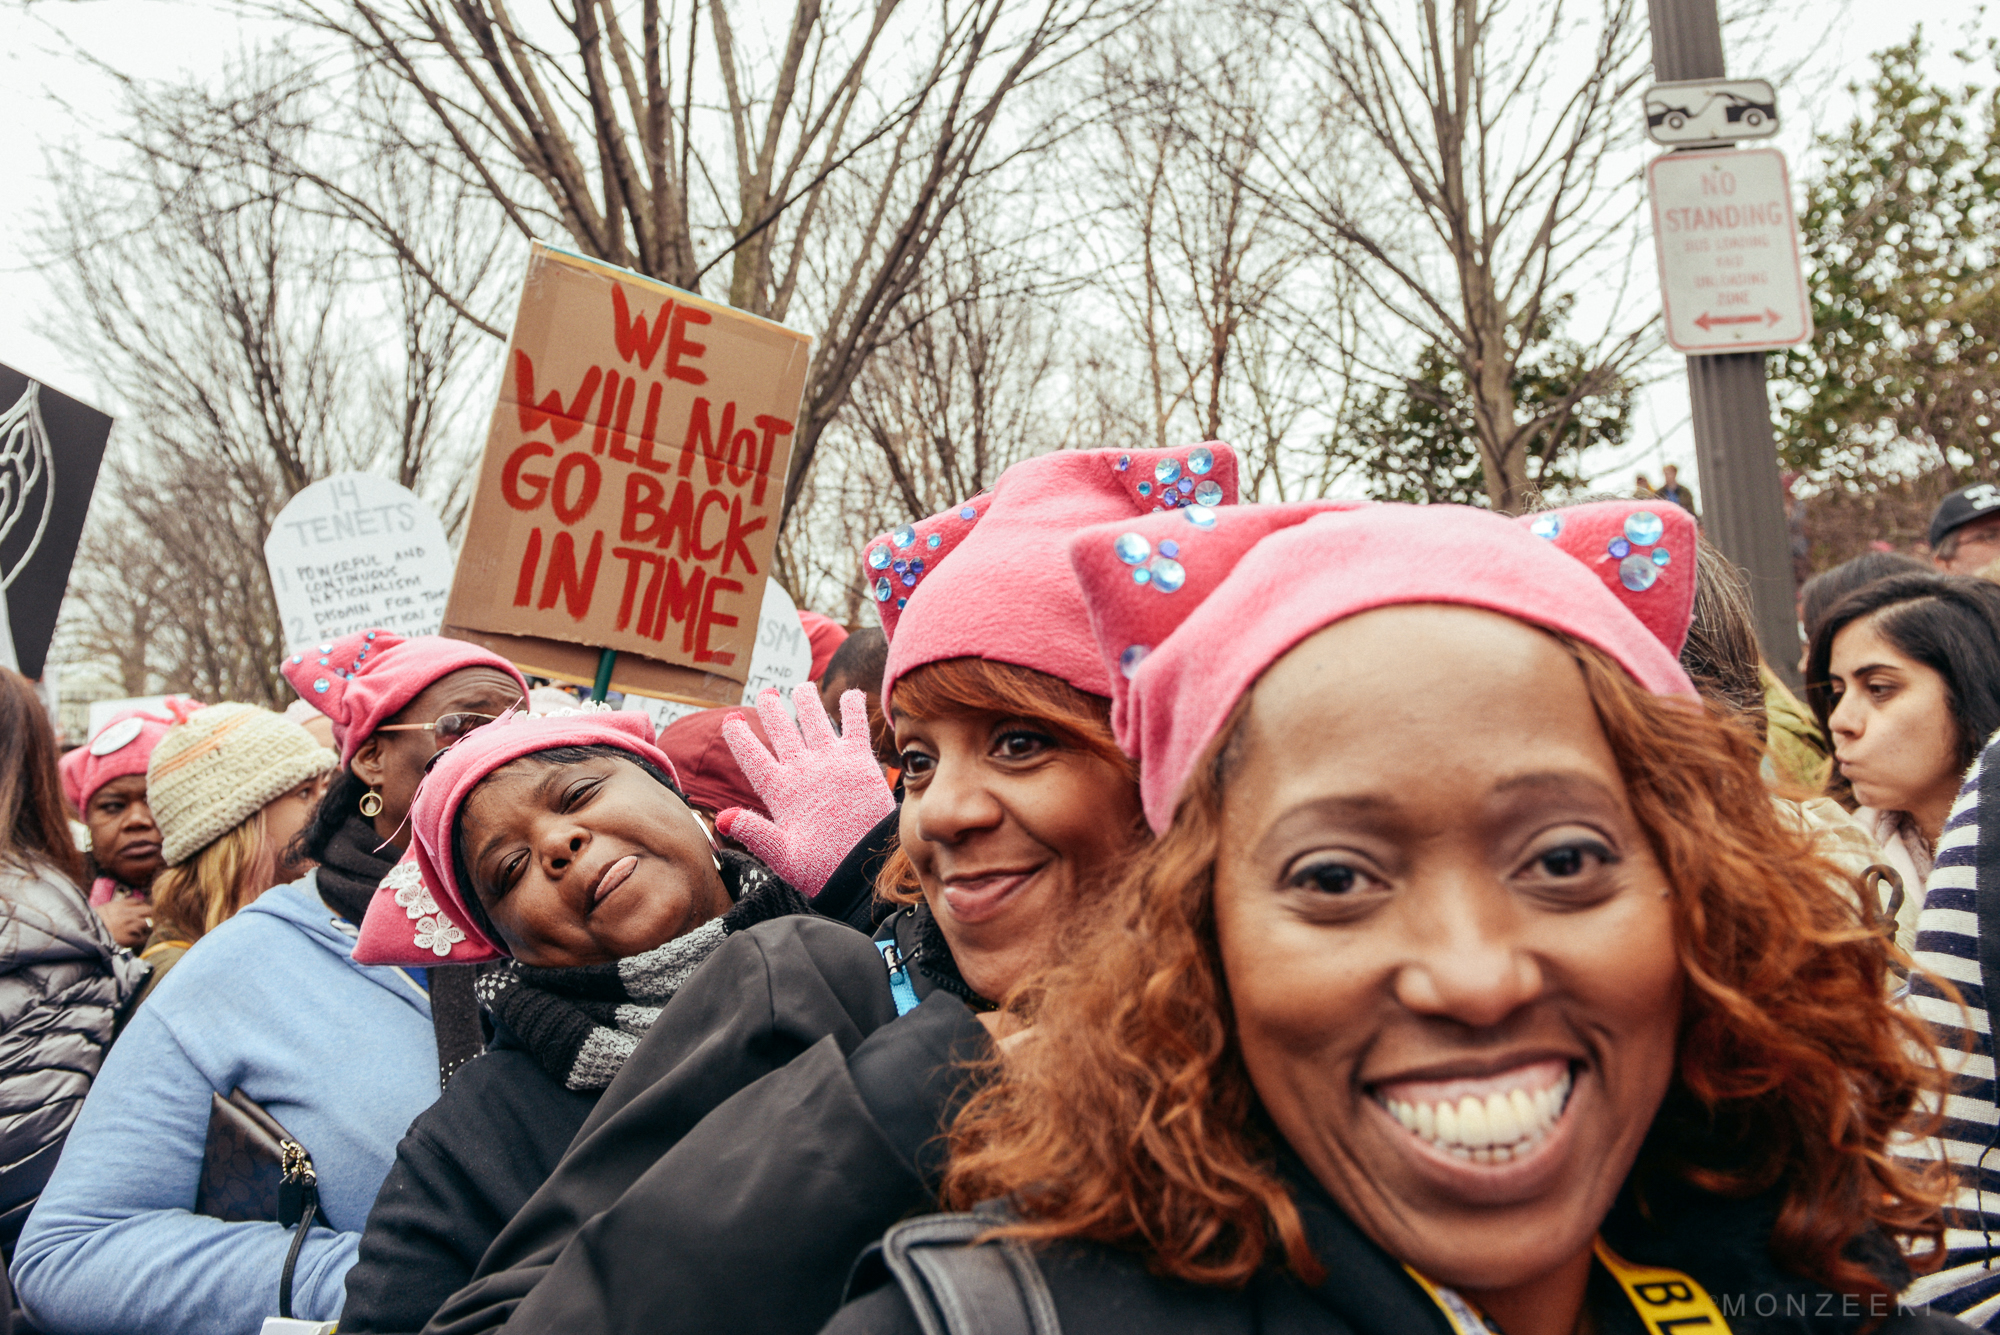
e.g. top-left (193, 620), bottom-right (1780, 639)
top-left (474, 852), bottom-right (807, 1090)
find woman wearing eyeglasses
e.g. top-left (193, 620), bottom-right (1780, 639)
top-left (10, 646), bottom-right (527, 1335)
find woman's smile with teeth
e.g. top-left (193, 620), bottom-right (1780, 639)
top-left (1375, 1063), bottom-right (1573, 1165)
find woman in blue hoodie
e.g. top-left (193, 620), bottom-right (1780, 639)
top-left (12, 637), bottom-right (524, 1335)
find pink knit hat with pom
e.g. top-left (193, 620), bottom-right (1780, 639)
top-left (865, 444), bottom-right (1240, 702)
top-left (352, 708), bottom-right (680, 965)
top-left (280, 629), bottom-right (529, 770)
top-left (1069, 499), bottom-right (1699, 831)
top-left (59, 698), bottom-right (203, 812)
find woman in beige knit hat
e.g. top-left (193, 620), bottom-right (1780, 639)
top-left (136, 703), bottom-right (334, 1004)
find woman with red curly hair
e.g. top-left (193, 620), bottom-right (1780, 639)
top-left (829, 501), bottom-right (1964, 1335)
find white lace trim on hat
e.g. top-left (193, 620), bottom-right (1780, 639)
top-left (414, 914), bottom-right (465, 956)
top-left (385, 860), bottom-right (438, 919)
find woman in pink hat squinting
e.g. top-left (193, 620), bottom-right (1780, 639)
top-left (338, 706), bottom-right (825, 1333)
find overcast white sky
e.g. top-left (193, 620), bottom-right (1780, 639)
top-left (2, 0), bottom-right (1996, 498)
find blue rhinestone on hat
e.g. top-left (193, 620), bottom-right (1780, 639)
top-left (1138, 482), bottom-right (1152, 497)
top-left (1155, 457), bottom-right (1182, 486)
top-left (289, 655), bottom-right (301, 665)
top-left (1184, 504), bottom-right (1218, 529)
top-left (1187, 445), bottom-right (1214, 475)
top-left (1194, 480), bottom-right (1223, 506)
top-left (1607, 537), bottom-right (1631, 559)
top-left (960, 506), bottom-right (978, 521)
top-left (892, 559), bottom-right (909, 574)
top-left (319, 644), bottom-right (332, 653)
top-left (1131, 566), bottom-right (1152, 585)
top-left (1624, 511), bottom-right (1664, 546)
top-left (1160, 491), bottom-right (1181, 509)
top-left (1120, 644), bottom-right (1151, 678)
top-left (319, 657), bottom-right (331, 666)
top-left (1115, 454), bottom-right (1131, 471)
top-left (1619, 553), bottom-right (1660, 592)
top-left (1148, 556), bottom-right (1186, 593)
top-left (364, 631), bottom-right (377, 641)
top-left (896, 598), bottom-right (907, 609)
top-left (1176, 477), bottom-right (1193, 495)
top-left (313, 678), bottom-right (330, 693)
top-left (1652, 547), bottom-right (1671, 567)
top-left (1529, 514), bottom-right (1562, 540)
top-left (869, 546), bottom-right (891, 570)
top-left (1114, 533), bottom-right (1151, 566)
top-left (874, 577), bottom-right (893, 602)
top-left (1158, 539), bottom-right (1179, 559)
top-left (891, 525), bottom-right (916, 548)
top-left (927, 533), bottom-right (942, 549)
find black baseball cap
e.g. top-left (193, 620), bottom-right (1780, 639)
top-left (1930, 482), bottom-right (2000, 549)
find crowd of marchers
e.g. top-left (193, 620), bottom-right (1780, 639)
top-left (5, 454), bottom-right (2000, 1335)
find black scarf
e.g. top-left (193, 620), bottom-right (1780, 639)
top-left (315, 814), bottom-right (398, 926)
top-left (476, 852), bottom-right (809, 1090)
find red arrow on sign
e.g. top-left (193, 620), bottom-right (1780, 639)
top-left (1694, 308), bottom-right (1782, 331)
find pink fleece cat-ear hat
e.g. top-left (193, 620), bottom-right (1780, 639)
top-left (861, 444), bottom-right (1242, 702)
top-left (1068, 499), bottom-right (1700, 832)
top-left (279, 629), bottom-right (529, 769)
top-left (352, 708), bottom-right (680, 966)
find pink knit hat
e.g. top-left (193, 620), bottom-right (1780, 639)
top-left (59, 698), bottom-right (204, 812)
top-left (866, 444), bottom-right (1240, 702)
top-left (280, 630), bottom-right (529, 770)
top-left (352, 708), bottom-right (680, 965)
top-left (1069, 499), bottom-right (1699, 831)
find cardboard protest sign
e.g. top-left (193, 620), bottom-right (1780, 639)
top-left (444, 244), bottom-right (811, 704)
top-left (266, 473), bottom-right (453, 647)
top-left (626, 580), bottom-right (817, 733)
top-left (0, 364), bottom-right (113, 679)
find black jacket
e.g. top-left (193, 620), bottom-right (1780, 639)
top-left (829, 1162), bottom-right (1974, 1335)
top-left (422, 906), bottom-right (989, 1335)
top-left (338, 1035), bottom-right (597, 1333)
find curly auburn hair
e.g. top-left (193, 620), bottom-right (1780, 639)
top-left (873, 656), bottom-right (1139, 908)
top-left (942, 636), bottom-right (1949, 1301)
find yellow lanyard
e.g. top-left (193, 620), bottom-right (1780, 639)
top-left (1404, 1238), bottom-right (1731, 1335)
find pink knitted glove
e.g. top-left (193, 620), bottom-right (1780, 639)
top-left (714, 684), bottom-right (895, 897)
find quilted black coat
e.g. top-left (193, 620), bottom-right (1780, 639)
top-left (0, 861), bottom-right (147, 1255)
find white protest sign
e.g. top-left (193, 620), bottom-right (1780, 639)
top-left (87, 695), bottom-right (175, 737)
top-left (265, 474), bottom-right (454, 647)
top-left (623, 580), bottom-right (817, 733)
top-left (1647, 147), bottom-right (1813, 355)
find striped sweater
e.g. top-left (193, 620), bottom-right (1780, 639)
top-left (1905, 734), bottom-right (1999, 1325)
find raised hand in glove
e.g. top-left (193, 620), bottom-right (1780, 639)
top-left (715, 684), bottom-right (895, 897)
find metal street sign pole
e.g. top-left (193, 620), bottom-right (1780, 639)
top-left (1648, 0), bottom-right (1804, 686)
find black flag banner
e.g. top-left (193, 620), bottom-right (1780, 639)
top-left (0, 364), bottom-right (112, 679)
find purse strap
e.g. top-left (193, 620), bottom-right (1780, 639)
top-left (275, 1142), bottom-right (319, 1320)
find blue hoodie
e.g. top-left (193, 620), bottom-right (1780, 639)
top-left (10, 873), bottom-right (440, 1335)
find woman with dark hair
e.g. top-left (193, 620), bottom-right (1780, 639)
top-left (829, 501), bottom-right (1965, 1335)
top-left (337, 708), bottom-right (813, 1332)
top-left (0, 667), bottom-right (145, 1266)
top-left (422, 443), bottom-right (1240, 1335)
top-left (1805, 573), bottom-right (2000, 953)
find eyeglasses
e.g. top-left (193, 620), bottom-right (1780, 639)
top-left (377, 711), bottom-right (505, 744)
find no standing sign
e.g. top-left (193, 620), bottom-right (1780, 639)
top-left (1646, 147), bottom-right (1813, 355)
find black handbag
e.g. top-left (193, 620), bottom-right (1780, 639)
top-left (196, 1090), bottom-right (322, 1319)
